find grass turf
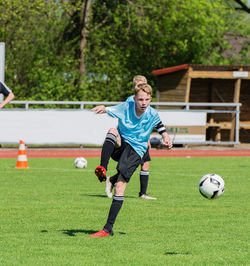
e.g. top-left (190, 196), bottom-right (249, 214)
top-left (0, 156), bottom-right (249, 265)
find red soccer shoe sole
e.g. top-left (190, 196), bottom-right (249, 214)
top-left (95, 166), bottom-right (107, 182)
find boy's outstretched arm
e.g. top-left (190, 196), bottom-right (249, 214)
top-left (91, 105), bottom-right (106, 114)
top-left (161, 132), bottom-right (173, 149)
top-left (0, 92), bottom-right (14, 109)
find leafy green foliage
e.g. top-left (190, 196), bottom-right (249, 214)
top-left (0, 0), bottom-right (79, 101)
top-left (0, 0), bottom-right (249, 102)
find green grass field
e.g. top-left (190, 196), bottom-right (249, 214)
top-left (0, 156), bottom-right (249, 265)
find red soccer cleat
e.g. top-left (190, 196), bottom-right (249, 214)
top-left (89, 229), bottom-right (113, 238)
top-left (95, 166), bottom-right (107, 182)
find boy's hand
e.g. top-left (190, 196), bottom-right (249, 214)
top-left (91, 105), bottom-right (106, 114)
top-left (162, 132), bottom-right (173, 149)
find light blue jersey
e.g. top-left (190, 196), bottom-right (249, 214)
top-left (106, 99), bottom-right (160, 158)
top-left (125, 95), bottom-right (134, 103)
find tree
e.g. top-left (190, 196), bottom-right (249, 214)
top-left (80, 0), bottom-right (92, 77)
top-left (83, 0), bottom-right (237, 100)
top-left (233, 0), bottom-right (250, 13)
top-left (0, 0), bottom-right (81, 102)
top-left (0, 0), bottom-right (248, 103)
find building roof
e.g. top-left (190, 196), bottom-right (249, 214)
top-left (152, 64), bottom-right (250, 76)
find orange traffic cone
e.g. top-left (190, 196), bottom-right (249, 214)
top-left (15, 140), bottom-right (29, 168)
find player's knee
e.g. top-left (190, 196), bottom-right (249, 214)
top-left (141, 161), bottom-right (149, 171)
top-left (108, 128), bottom-right (119, 137)
top-left (115, 175), bottom-right (127, 196)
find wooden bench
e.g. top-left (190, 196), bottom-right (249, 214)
top-left (206, 120), bottom-right (250, 141)
top-left (207, 121), bottom-right (250, 129)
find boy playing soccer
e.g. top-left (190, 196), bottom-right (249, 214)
top-left (90, 83), bottom-right (172, 237)
top-left (96, 75), bottom-right (168, 199)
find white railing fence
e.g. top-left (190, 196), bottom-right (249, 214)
top-left (1, 101), bottom-right (241, 146)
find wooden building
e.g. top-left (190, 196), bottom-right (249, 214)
top-left (152, 64), bottom-right (250, 143)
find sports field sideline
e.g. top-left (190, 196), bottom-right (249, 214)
top-left (1, 147), bottom-right (250, 158)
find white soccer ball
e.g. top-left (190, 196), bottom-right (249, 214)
top-left (199, 173), bottom-right (225, 199)
top-left (74, 157), bottom-right (87, 168)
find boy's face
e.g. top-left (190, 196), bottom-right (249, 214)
top-left (134, 90), bottom-right (151, 115)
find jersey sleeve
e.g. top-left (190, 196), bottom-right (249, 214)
top-left (152, 112), bottom-right (161, 128)
top-left (155, 121), bottom-right (167, 134)
top-left (125, 95), bottom-right (134, 103)
top-left (0, 82), bottom-right (12, 96)
top-left (106, 102), bottom-right (128, 119)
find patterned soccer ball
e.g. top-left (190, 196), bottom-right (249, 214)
top-left (74, 157), bottom-right (87, 168)
top-left (199, 173), bottom-right (225, 199)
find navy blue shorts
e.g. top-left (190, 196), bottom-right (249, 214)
top-left (142, 149), bottom-right (151, 163)
top-left (111, 141), bottom-right (141, 182)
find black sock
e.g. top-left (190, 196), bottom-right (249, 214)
top-left (100, 133), bottom-right (117, 170)
top-left (110, 172), bottom-right (119, 186)
top-left (104, 195), bottom-right (124, 233)
top-left (139, 170), bottom-right (149, 196)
